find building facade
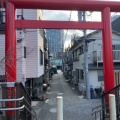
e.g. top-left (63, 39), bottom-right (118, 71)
top-left (63, 30), bottom-right (120, 98)
top-left (0, 9), bottom-right (47, 98)
top-left (46, 29), bottom-right (64, 58)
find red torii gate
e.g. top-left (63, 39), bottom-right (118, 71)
top-left (4, 0), bottom-right (120, 106)
top-left (5, 0), bottom-right (120, 93)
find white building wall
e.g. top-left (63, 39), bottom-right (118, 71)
top-left (89, 70), bottom-right (104, 89)
top-left (79, 54), bottom-right (84, 70)
top-left (0, 31), bottom-right (27, 82)
top-left (17, 31), bottom-right (27, 82)
top-left (21, 9), bottom-right (38, 78)
top-left (0, 9), bottom-right (44, 82)
top-left (20, 9), bottom-right (44, 78)
top-left (38, 29), bottom-right (44, 77)
top-left (25, 30), bottom-right (38, 78)
top-left (16, 43), bottom-right (22, 82)
top-left (37, 10), bottom-right (44, 77)
top-left (73, 61), bottom-right (79, 71)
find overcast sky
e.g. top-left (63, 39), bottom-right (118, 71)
top-left (42, 10), bottom-right (118, 48)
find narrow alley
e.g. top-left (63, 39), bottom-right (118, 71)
top-left (33, 70), bottom-right (101, 120)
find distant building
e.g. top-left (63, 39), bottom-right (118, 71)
top-left (45, 29), bottom-right (64, 58)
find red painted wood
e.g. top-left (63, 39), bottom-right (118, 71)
top-left (102, 7), bottom-right (114, 93)
top-left (15, 20), bottom-right (103, 29)
top-left (9, 0), bottom-right (120, 12)
top-left (5, 2), bottom-right (16, 117)
top-left (4, 0), bottom-right (116, 105)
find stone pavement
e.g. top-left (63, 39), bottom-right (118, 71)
top-left (32, 70), bottom-right (101, 120)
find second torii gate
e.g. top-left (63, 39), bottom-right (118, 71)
top-left (4, 0), bottom-right (120, 117)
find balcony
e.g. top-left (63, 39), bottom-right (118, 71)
top-left (73, 56), bottom-right (79, 61)
top-left (93, 50), bottom-right (120, 63)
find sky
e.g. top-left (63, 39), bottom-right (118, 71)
top-left (42, 10), bottom-right (119, 48)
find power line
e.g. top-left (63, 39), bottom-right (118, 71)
top-left (64, 11), bottom-right (72, 43)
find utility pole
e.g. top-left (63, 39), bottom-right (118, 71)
top-left (83, 11), bottom-right (90, 100)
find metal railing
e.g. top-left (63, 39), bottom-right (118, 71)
top-left (92, 84), bottom-right (120, 120)
top-left (0, 82), bottom-right (37, 120)
top-left (93, 50), bottom-right (120, 63)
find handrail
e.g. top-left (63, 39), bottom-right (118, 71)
top-left (0, 82), bottom-right (37, 120)
top-left (0, 96), bottom-right (37, 120)
top-left (92, 84), bottom-right (120, 120)
top-left (17, 83), bottom-right (37, 120)
top-left (92, 104), bottom-right (102, 111)
top-left (92, 84), bottom-right (120, 100)
top-left (0, 105), bottom-right (25, 111)
top-left (94, 50), bottom-right (120, 52)
top-left (92, 101), bottom-right (109, 112)
top-left (101, 84), bottom-right (120, 97)
top-left (0, 105), bottom-right (37, 120)
top-left (15, 82), bottom-right (31, 100)
top-left (0, 96), bottom-right (24, 102)
top-left (92, 107), bottom-right (109, 115)
top-left (24, 106), bottom-right (37, 120)
top-left (23, 97), bottom-right (37, 119)
top-left (0, 82), bottom-right (31, 100)
top-left (0, 82), bottom-right (15, 87)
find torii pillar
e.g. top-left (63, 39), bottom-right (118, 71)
top-left (5, 2), bottom-right (16, 119)
top-left (102, 7), bottom-right (114, 94)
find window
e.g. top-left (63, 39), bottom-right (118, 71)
top-left (112, 44), bottom-right (120, 50)
top-left (80, 70), bottom-right (84, 80)
top-left (39, 49), bottom-right (43, 65)
top-left (24, 47), bottom-right (26, 58)
top-left (79, 47), bottom-right (84, 55)
top-left (77, 69), bottom-right (79, 79)
top-left (98, 70), bottom-right (104, 81)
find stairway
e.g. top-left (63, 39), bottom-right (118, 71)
top-left (92, 84), bottom-right (120, 120)
top-left (0, 82), bottom-right (37, 120)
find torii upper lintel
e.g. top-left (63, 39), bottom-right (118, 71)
top-left (8, 0), bottom-right (120, 12)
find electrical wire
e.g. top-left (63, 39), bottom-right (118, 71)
top-left (16, 46), bottom-right (37, 61)
top-left (64, 11), bottom-right (72, 43)
top-left (0, 26), bottom-right (44, 63)
top-left (17, 31), bottom-right (26, 43)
